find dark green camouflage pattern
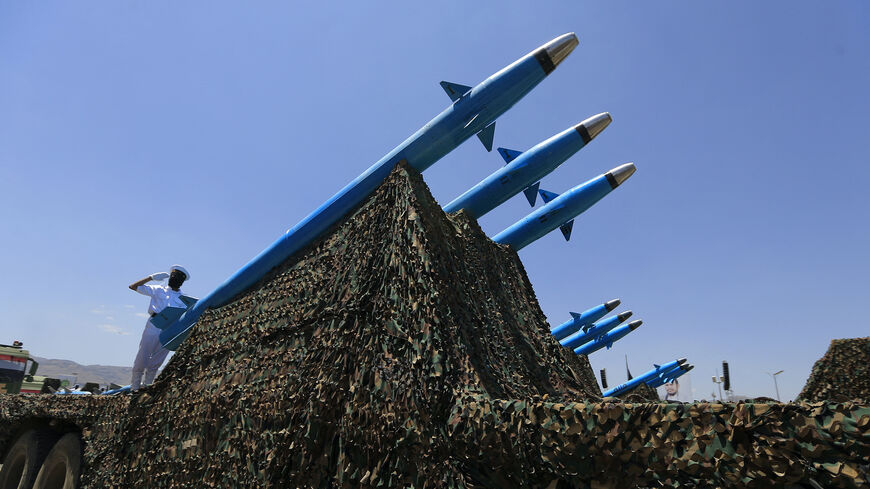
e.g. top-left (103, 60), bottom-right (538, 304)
top-left (799, 337), bottom-right (870, 403)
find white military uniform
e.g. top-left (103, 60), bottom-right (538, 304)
top-left (131, 283), bottom-right (185, 390)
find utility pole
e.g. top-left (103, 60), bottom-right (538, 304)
top-left (768, 370), bottom-right (784, 401)
top-left (712, 369), bottom-right (724, 401)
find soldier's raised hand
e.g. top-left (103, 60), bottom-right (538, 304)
top-left (150, 272), bottom-right (170, 281)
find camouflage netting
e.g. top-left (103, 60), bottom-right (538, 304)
top-left (449, 396), bottom-right (870, 488)
top-left (619, 382), bottom-right (660, 402)
top-left (799, 337), bottom-right (870, 403)
top-left (2, 164), bottom-right (869, 488)
top-left (2, 395), bottom-right (868, 488)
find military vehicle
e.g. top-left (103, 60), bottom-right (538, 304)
top-left (0, 342), bottom-right (43, 395)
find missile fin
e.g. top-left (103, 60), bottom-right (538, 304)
top-left (149, 306), bottom-right (187, 330)
top-left (476, 121), bottom-right (496, 152)
top-left (523, 182), bottom-right (540, 206)
top-left (605, 341), bottom-right (613, 350)
top-left (654, 364), bottom-right (661, 369)
top-left (538, 189), bottom-right (560, 203)
top-left (569, 311), bottom-right (582, 320)
top-left (497, 147), bottom-right (523, 165)
top-left (559, 220), bottom-right (574, 241)
top-left (439, 81), bottom-right (472, 102)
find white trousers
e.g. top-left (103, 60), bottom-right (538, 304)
top-left (131, 321), bottom-right (170, 390)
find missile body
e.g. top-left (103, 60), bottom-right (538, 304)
top-left (572, 319), bottom-right (643, 356)
top-left (550, 299), bottom-right (620, 341)
top-left (647, 364), bottom-right (693, 389)
top-left (560, 311), bottom-right (633, 349)
top-left (602, 358), bottom-right (688, 397)
top-left (160, 34), bottom-right (579, 350)
top-left (103, 385), bottom-right (131, 395)
top-left (644, 363), bottom-right (682, 386)
top-left (443, 113), bottom-right (611, 218)
top-left (492, 163), bottom-right (636, 251)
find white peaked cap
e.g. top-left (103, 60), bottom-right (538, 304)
top-left (170, 265), bottom-right (190, 280)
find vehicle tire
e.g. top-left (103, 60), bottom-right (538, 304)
top-left (0, 429), bottom-right (56, 489)
top-left (31, 433), bottom-right (81, 489)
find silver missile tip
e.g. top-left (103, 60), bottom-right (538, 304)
top-left (677, 357), bottom-right (688, 365)
top-left (577, 112), bottom-right (612, 142)
top-left (628, 320), bottom-right (642, 330)
top-left (618, 310), bottom-right (633, 321)
top-left (606, 162), bottom-right (636, 188)
top-left (545, 32), bottom-right (579, 69)
top-left (604, 299), bottom-right (621, 311)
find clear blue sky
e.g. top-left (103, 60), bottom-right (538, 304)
top-left (1, 2), bottom-right (867, 401)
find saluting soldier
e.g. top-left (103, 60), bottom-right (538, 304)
top-left (128, 265), bottom-right (190, 391)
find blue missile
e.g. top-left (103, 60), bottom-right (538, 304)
top-left (160, 33), bottom-right (580, 350)
top-left (560, 311), bottom-right (633, 349)
top-left (647, 364), bottom-right (694, 388)
top-left (492, 163), bottom-right (636, 251)
top-left (647, 364), bottom-right (693, 388)
top-left (644, 363), bottom-right (682, 386)
top-left (602, 358), bottom-right (688, 397)
top-left (572, 319), bottom-right (643, 356)
top-left (103, 385), bottom-right (131, 395)
top-left (443, 113), bottom-right (612, 218)
top-left (550, 299), bottom-right (620, 341)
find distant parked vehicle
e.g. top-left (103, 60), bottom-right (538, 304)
top-left (0, 341), bottom-right (46, 394)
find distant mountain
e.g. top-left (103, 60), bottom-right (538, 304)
top-left (33, 357), bottom-right (133, 386)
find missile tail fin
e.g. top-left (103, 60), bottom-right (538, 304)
top-left (569, 311), bottom-right (582, 320)
top-left (476, 121), bottom-right (496, 152)
top-left (538, 189), bottom-right (560, 203)
top-left (150, 306), bottom-right (187, 330)
top-left (497, 147), bottom-right (523, 165)
top-left (523, 182), bottom-right (540, 206)
top-left (559, 220), bottom-right (574, 241)
top-left (439, 81), bottom-right (472, 102)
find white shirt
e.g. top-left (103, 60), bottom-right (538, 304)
top-left (136, 284), bottom-right (187, 317)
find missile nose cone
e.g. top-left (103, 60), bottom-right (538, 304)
top-left (685, 365), bottom-right (695, 372)
top-left (677, 357), bottom-right (688, 365)
top-left (534, 33), bottom-right (579, 74)
top-left (605, 163), bottom-right (636, 189)
top-left (604, 299), bottom-right (621, 311)
top-left (617, 310), bottom-right (633, 321)
top-left (576, 112), bottom-right (612, 143)
top-left (628, 320), bottom-right (642, 330)
top-left (545, 32), bottom-right (579, 69)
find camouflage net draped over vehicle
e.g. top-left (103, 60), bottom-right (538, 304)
top-left (2, 164), bottom-right (868, 488)
top-left (449, 396), bottom-right (870, 488)
top-left (1, 395), bottom-right (868, 488)
top-left (799, 337), bottom-right (870, 403)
